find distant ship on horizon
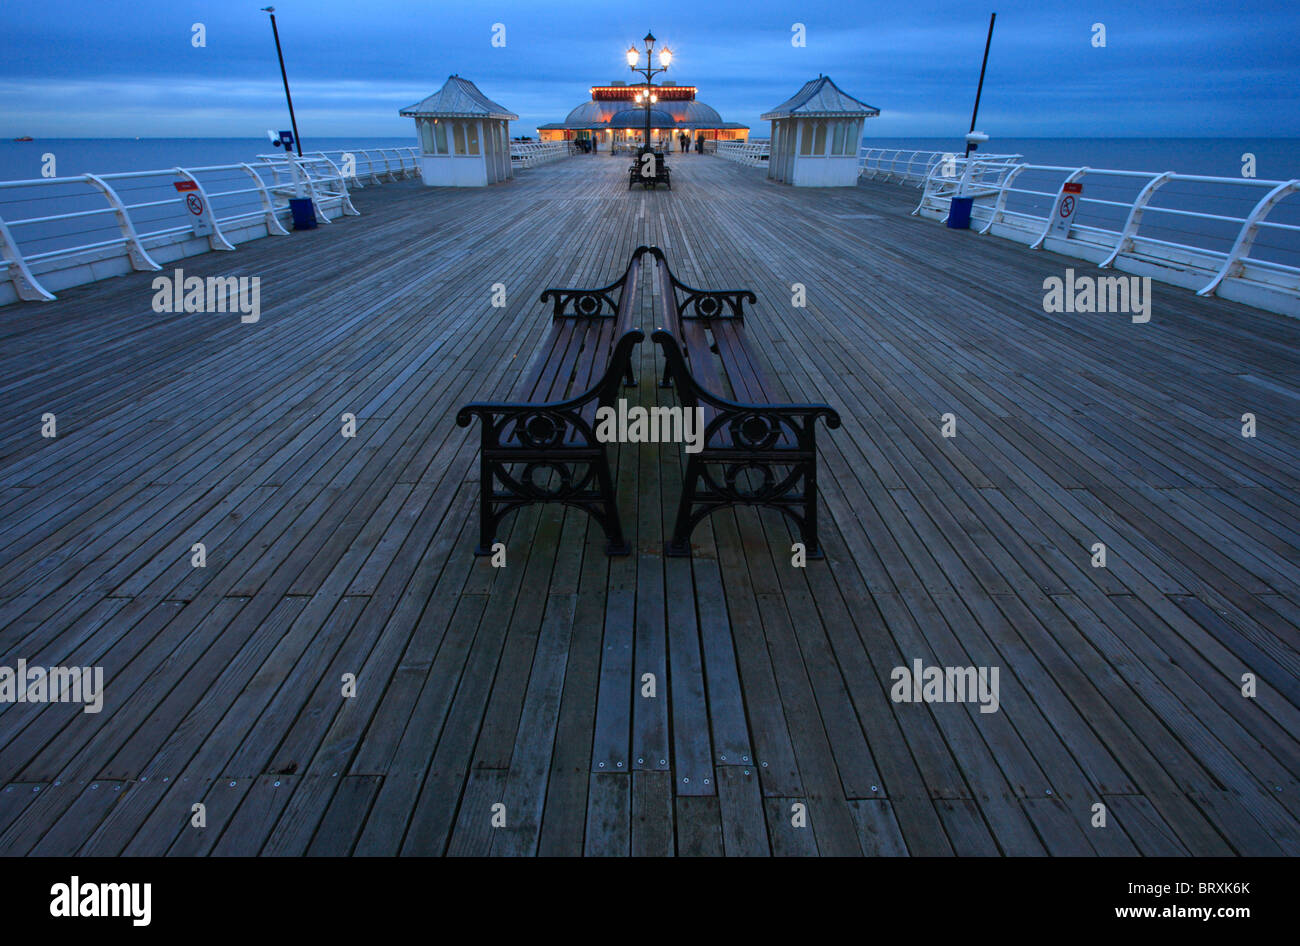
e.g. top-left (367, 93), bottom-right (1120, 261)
top-left (12, 136), bottom-right (34, 142)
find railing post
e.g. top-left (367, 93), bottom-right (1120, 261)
top-left (0, 212), bottom-right (56, 301)
top-left (174, 167), bottom-right (236, 251)
top-left (979, 163), bottom-right (1029, 234)
top-left (239, 164), bottom-right (290, 236)
top-left (1199, 179), bottom-right (1300, 296)
top-left (913, 162), bottom-right (943, 216)
top-left (1100, 171), bottom-right (1172, 268)
top-left (335, 150), bottom-right (364, 188)
top-left (312, 154), bottom-right (360, 216)
top-left (869, 149), bottom-right (885, 181)
top-left (1031, 167), bottom-right (1089, 250)
top-left (83, 173), bottom-right (161, 272)
top-left (357, 149), bottom-right (377, 185)
top-left (923, 152), bottom-right (943, 187)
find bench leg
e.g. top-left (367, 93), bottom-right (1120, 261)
top-left (800, 466), bottom-right (825, 560)
top-left (593, 451), bottom-right (630, 556)
top-left (665, 455), bottom-right (702, 557)
top-left (474, 451), bottom-right (631, 557)
top-left (473, 451), bottom-right (498, 556)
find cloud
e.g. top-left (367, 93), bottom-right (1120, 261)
top-left (2, 0), bottom-right (1298, 138)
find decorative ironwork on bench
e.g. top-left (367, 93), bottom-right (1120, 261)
top-left (649, 246), bottom-right (754, 320)
top-left (652, 327), bottom-right (840, 557)
top-left (455, 333), bottom-right (641, 556)
top-left (540, 248), bottom-right (645, 317)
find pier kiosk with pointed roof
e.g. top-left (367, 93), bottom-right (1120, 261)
top-left (400, 75), bottom-right (518, 187)
top-left (762, 76), bottom-right (879, 187)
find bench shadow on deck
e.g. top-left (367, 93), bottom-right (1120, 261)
top-left (0, 152), bottom-right (1297, 856)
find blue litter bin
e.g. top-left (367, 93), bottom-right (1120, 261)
top-left (946, 196), bottom-right (974, 229)
top-left (289, 197), bottom-right (317, 230)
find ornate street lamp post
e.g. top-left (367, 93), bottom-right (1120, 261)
top-left (626, 31), bottom-right (671, 155)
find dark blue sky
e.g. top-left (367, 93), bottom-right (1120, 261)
top-left (3, 0), bottom-right (1298, 138)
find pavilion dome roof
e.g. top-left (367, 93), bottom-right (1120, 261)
top-left (564, 100), bottom-right (619, 127)
top-left (551, 84), bottom-right (745, 132)
top-left (608, 107), bottom-right (676, 129)
top-left (665, 100), bottom-right (723, 128)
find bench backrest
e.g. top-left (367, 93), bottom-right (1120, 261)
top-left (616, 252), bottom-right (640, 336)
top-left (654, 252), bottom-right (729, 417)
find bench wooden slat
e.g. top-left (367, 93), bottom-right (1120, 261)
top-left (709, 321), bottom-right (797, 450)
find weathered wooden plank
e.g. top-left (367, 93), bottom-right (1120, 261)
top-left (630, 770), bottom-right (674, 857)
top-left (583, 772), bottom-right (630, 857)
top-left (846, 799), bottom-right (910, 857)
top-left (675, 795), bottom-right (724, 856)
top-left (763, 797), bottom-right (820, 857)
top-left (306, 775), bottom-right (382, 856)
top-left (716, 765), bottom-right (770, 856)
top-left (446, 768), bottom-right (507, 857)
top-left (0, 155), bottom-right (1295, 860)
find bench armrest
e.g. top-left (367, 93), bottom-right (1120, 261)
top-left (650, 249), bottom-right (754, 321)
top-left (540, 245), bottom-right (652, 318)
top-left (457, 329), bottom-right (645, 441)
top-left (651, 329), bottom-right (840, 451)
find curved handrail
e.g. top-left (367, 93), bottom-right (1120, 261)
top-left (905, 155), bottom-right (1300, 304)
top-left (0, 145), bottom-right (418, 302)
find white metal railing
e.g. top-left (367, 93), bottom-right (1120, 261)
top-left (858, 148), bottom-right (1023, 186)
top-left (0, 146), bottom-right (418, 304)
top-left (510, 141), bottom-right (570, 169)
top-left (716, 141), bottom-right (769, 166)
top-left (296, 148), bottom-right (420, 186)
top-left (255, 152), bottom-right (359, 223)
top-left (912, 156), bottom-right (1300, 314)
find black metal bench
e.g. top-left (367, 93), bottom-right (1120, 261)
top-left (648, 247), bottom-right (841, 558)
top-left (456, 248), bottom-right (650, 556)
top-left (629, 150), bottom-right (671, 190)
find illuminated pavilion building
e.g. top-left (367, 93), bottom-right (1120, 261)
top-left (537, 81), bottom-right (749, 147)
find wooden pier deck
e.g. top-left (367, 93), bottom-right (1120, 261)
top-left (0, 153), bottom-right (1297, 857)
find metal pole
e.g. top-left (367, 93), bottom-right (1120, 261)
top-left (964, 13), bottom-right (996, 157)
top-left (265, 9), bottom-right (303, 157)
top-left (640, 47), bottom-right (651, 151)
